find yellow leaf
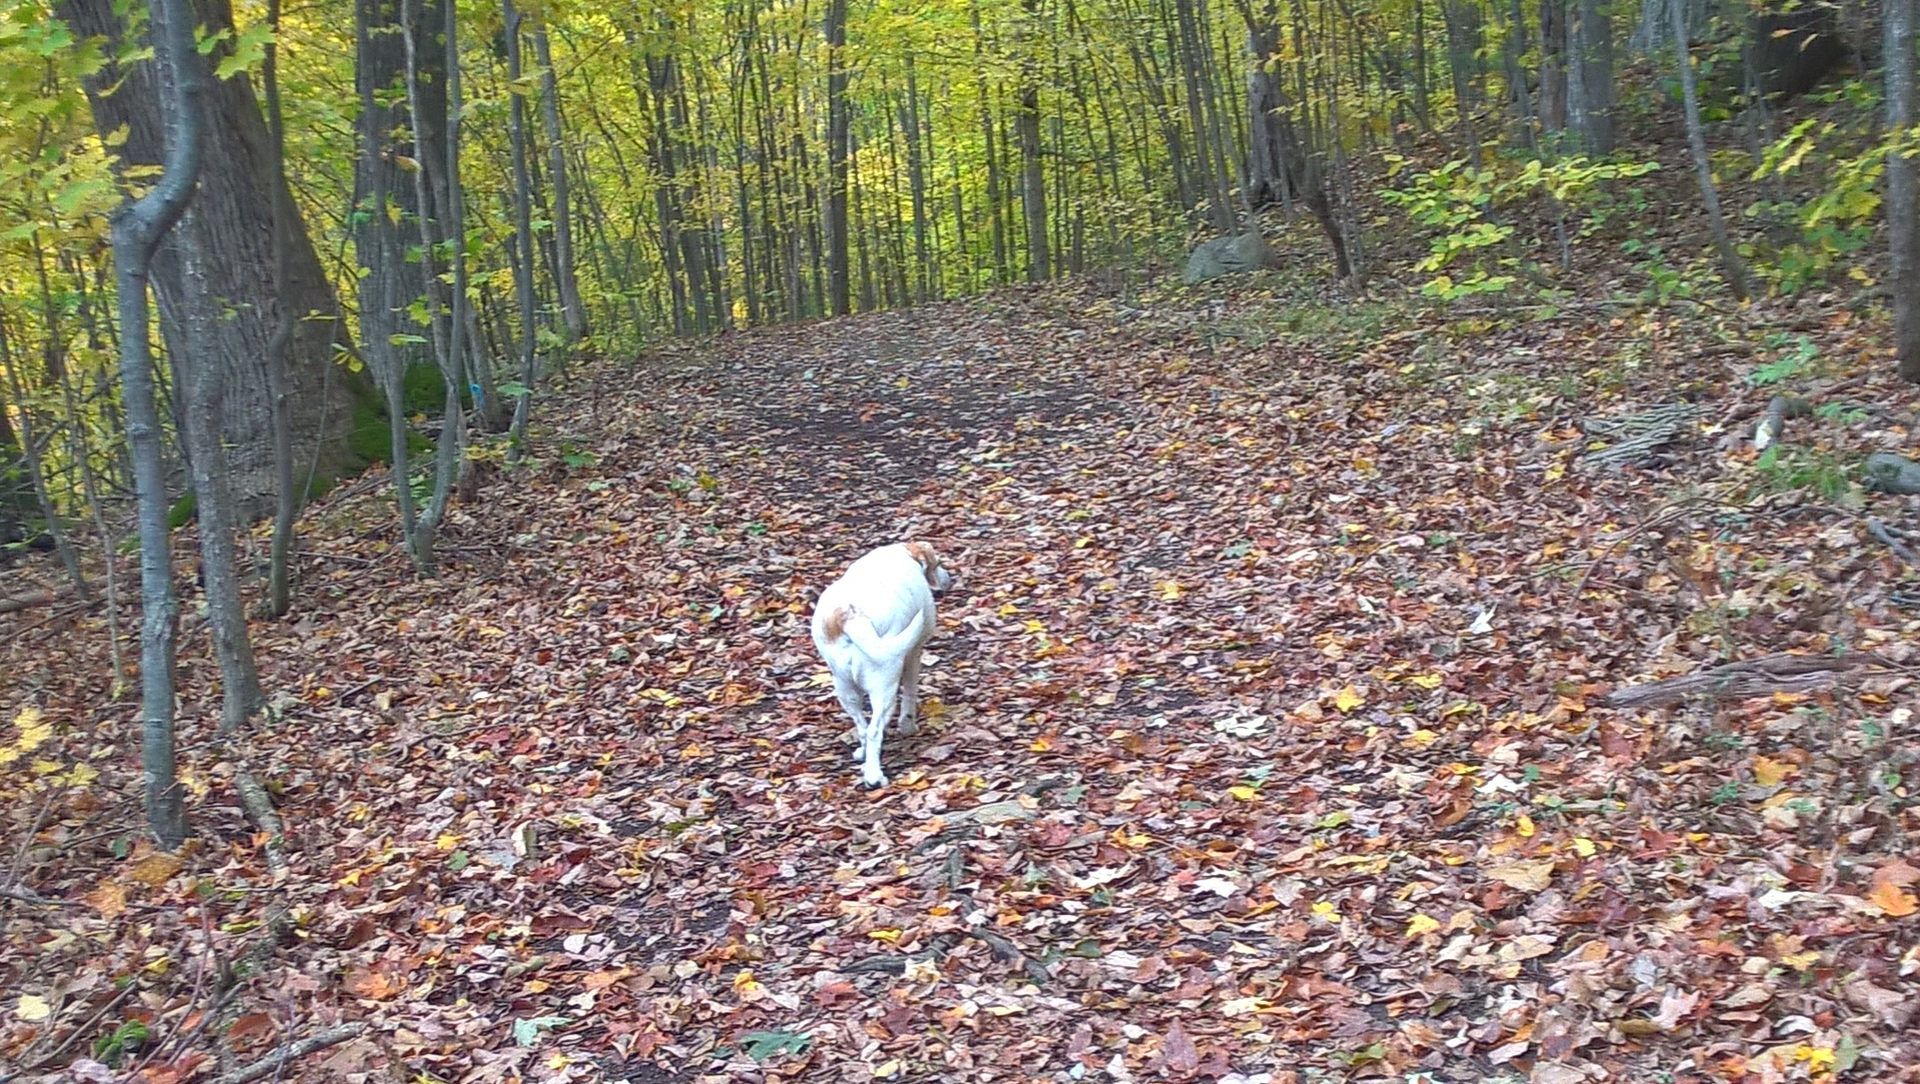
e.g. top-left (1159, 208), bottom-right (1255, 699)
top-left (127, 852), bottom-right (184, 887)
top-left (1571, 837), bottom-right (1597, 858)
top-left (867, 928), bottom-right (903, 943)
top-left (1752, 755), bottom-right (1794, 787)
top-left (1792, 1045), bottom-right (1836, 1073)
top-left (1333, 685), bottom-right (1366, 713)
top-left (1030, 736), bottom-right (1053, 752)
top-left (63, 762), bottom-right (99, 787)
top-left (1516, 814), bottom-right (1535, 838)
top-left (996, 602), bottom-right (1019, 617)
top-left (873, 1058), bottom-right (903, 1078)
top-left (12, 706), bottom-right (50, 751)
top-left (1485, 858), bottom-right (1555, 893)
top-left (436, 833), bottom-right (461, 851)
top-left (1158, 580), bottom-right (1183, 601)
top-left (1780, 949), bottom-right (1821, 971)
top-left (15, 993), bottom-right (51, 1022)
top-left (732, 970), bottom-right (767, 1001)
top-left (1404, 729), bottom-right (1438, 748)
top-left (1408, 673), bottom-right (1444, 690)
top-left (1406, 913), bottom-right (1441, 938)
top-left (1227, 785), bottom-right (1259, 801)
top-left (1311, 900), bottom-right (1337, 918)
top-left (1220, 996), bottom-right (1276, 1017)
top-left (1868, 879), bottom-right (1919, 918)
top-left (893, 376), bottom-right (910, 389)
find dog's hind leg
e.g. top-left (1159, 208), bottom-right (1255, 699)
top-left (834, 674), bottom-right (869, 763)
top-left (895, 651), bottom-right (924, 736)
top-left (860, 680), bottom-right (899, 789)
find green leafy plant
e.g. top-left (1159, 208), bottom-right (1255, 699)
top-left (1381, 155), bottom-right (1659, 300)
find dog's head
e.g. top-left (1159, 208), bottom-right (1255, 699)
top-left (902, 541), bottom-right (953, 593)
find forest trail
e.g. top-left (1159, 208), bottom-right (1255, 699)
top-left (8, 282), bottom-right (1920, 1083)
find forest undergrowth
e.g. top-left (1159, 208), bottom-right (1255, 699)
top-left (6, 225), bottom-right (1920, 1082)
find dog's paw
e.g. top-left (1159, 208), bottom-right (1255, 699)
top-left (861, 768), bottom-right (889, 790)
top-left (895, 717), bottom-right (920, 737)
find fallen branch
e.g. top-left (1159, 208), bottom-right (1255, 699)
top-left (1605, 652), bottom-right (1891, 710)
top-left (1867, 517), bottom-right (1920, 569)
top-left (204, 1022), bottom-right (366, 1084)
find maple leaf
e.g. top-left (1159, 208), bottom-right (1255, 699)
top-left (1405, 914), bottom-right (1441, 938)
top-left (1332, 685), bottom-right (1366, 713)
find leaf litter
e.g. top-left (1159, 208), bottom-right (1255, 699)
top-left (3, 277), bottom-right (1920, 1083)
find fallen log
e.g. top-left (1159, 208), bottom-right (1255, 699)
top-left (1605, 652), bottom-right (1891, 710)
top-left (0, 589), bottom-right (59, 615)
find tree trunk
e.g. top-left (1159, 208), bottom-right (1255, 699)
top-left (1889, 0), bottom-right (1920, 382)
top-left (824, 0), bottom-right (852, 315)
top-left (262, 0), bottom-right (298, 617)
top-left (106, 0), bottom-right (206, 850)
top-left (1017, 0), bottom-right (1050, 282)
top-left (1668, 0), bottom-right (1750, 300)
top-left (173, 220), bottom-right (265, 735)
top-left (58, 0), bottom-right (374, 522)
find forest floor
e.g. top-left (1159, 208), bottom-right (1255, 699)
top-left (5, 269), bottom-right (1920, 1084)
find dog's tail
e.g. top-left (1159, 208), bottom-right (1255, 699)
top-left (836, 608), bottom-right (925, 664)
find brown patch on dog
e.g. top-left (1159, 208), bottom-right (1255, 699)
top-left (903, 541), bottom-right (935, 568)
top-left (823, 605), bottom-right (849, 641)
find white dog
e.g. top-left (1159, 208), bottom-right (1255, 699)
top-left (811, 541), bottom-right (952, 788)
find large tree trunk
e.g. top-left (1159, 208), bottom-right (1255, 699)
top-left (60, 0), bottom-right (374, 521)
top-left (1889, 0), bottom-right (1920, 383)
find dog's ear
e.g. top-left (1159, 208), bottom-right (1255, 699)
top-left (903, 541), bottom-right (940, 582)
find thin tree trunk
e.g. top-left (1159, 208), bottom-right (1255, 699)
top-left (1668, 0), bottom-right (1750, 300)
top-left (174, 219), bottom-right (265, 736)
top-left (262, 0), bottom-right (298, 617)
top-left (504, 0), bottom-right (541, 454)
top-left (532, 24), bottom-right (589, 343)
top-left (1888, 0), bottom-right (1920, 382)
top-left (1017, 0), bottom-right (1050, 281)
top-left (824, 0), bottom-right (852, 315)
top-left (109, 0), bottom-right (206, 850)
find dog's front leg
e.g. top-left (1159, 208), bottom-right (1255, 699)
top-left (861, 680), bottom-right (899, 789)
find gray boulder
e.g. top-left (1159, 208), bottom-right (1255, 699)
top-left (1182, 232), bottom-right (1271, 285)
top-left (1864, 452), bottom-right (1920, 495)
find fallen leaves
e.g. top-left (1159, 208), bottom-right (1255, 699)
top-left (7, 275), bottom-right (1920, 1082)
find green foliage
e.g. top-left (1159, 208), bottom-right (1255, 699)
top-left (1746, 333), bottom-right (1822, 387)
top-left (1747, 86), bottom-right (1912, 294)
top-left (1381, 155), bottom-right (1659, 300)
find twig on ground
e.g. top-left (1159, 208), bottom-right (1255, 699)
top-left (204, 1023), bottom-right (366, 1084)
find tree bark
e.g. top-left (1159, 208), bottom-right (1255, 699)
top-left (59, 0), bottom-right (373, 522)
